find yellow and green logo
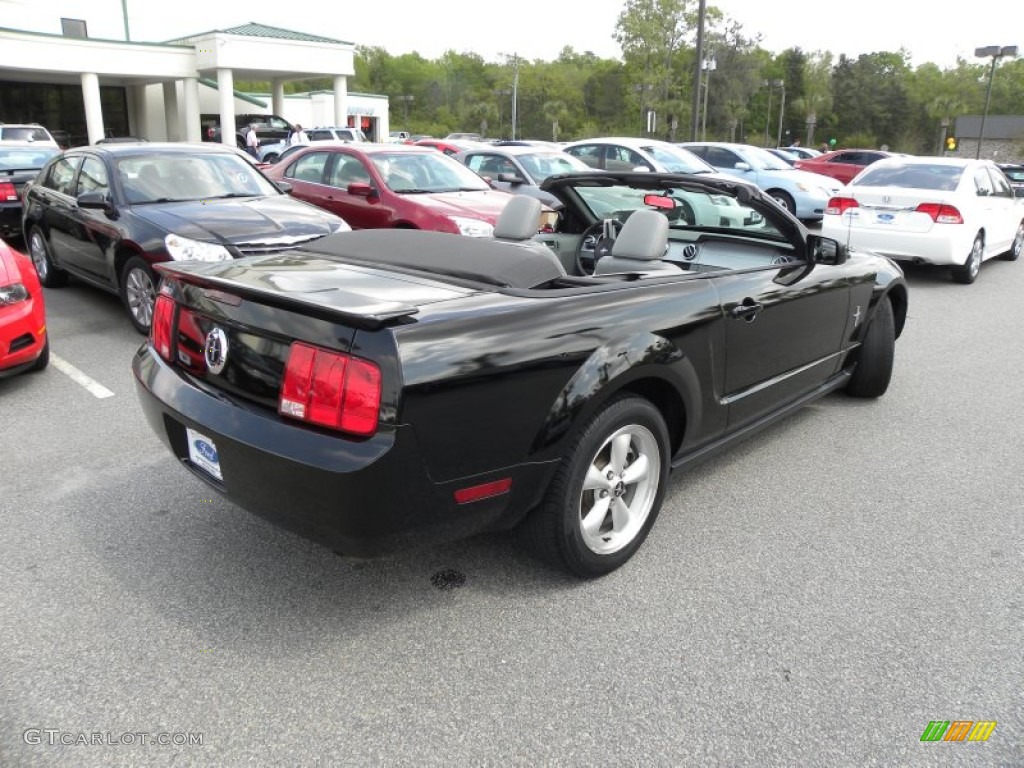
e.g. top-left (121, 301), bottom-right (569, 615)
top-left (920, 721), bottom-right (996, 742)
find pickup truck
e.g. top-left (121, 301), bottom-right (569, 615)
top-left (133, 173), bottom-right (907, 577)
top-left (202, 113), bottom-right (295, 149)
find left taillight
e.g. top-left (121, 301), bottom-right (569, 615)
top-left (150, 293), bottom-right (175, 362)
top-left (279, 342), bottom-right (382, 436)
top-left (0, 180), bottom-right (16, 202)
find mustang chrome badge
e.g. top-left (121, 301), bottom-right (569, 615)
top-left (204, 327), bottom-right (229, 374)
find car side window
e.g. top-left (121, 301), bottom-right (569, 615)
top-left (605, 146), bottom-right (650, 172)
top-left (705, 147), bottom-right (740, 168)
top-left (327, 155), bottom-right (372, 188)
top-left (987, 168), bottom-right (1013, 198)
top-left (268, 117), bottom-right (291, 131)
top-left (973, 168), bottom-right (993, 196)
top-left (685, 145), bottom-right (709, 160)
top-left (464, 154), bottom-right (486, 173)
top-left (477, 154), bottom-right (515, 176)
top-left (75, 157), bottom-right (109, 197)
top-left (307, 130), bottom-right (330, 141)
top-left (44, 156), bottom-right (82, 196)
top-left (566, 145), bottom-right (602, 169)
top-left (285, 152), bottom-right (330, 183)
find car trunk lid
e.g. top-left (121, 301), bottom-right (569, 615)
top-left (836, 186), bottom-right (955, 234)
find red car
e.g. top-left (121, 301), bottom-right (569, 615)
top-left (414, 138), bottom-right (487, 157)
top-left (0, 238), bottom-right (48, 376)
top-left (794, 149), bottom-right (899, 185)
top-left (265, 144), bottom-right (516, 236)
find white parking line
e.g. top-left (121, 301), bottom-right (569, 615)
top-left (51, 353), bottom-right (115, 399)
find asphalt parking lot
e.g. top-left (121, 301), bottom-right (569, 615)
top-left (1, 248), bottom-right (1021, 767)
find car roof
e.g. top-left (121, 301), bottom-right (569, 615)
top-left (565, 137), bottom-right (678, 148)
top-left (66, 142), bottom-right (251, 157)
top-left (460, 144), bottom-right (564, 156)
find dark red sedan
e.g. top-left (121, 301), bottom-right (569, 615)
top-left (265, 144), bottom-right (516, 236)
top-left (794, 149), bottom-right (899, 185)
top-left (0, 238), bottom-right (47, 376)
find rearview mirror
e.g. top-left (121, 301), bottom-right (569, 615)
top-left (807, 234), bottom-right (848, 265)
top-left (643, 193), bottom-right (676, 210)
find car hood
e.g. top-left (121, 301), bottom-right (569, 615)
top-left (406, 190), bottom-right (513, 222)
top-left (130, 196), bottom-right (342, 243)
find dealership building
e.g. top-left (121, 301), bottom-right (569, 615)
top-left (0, 6), bottom-right (392, 146)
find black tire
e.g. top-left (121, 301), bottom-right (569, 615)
top-left (846, 296), bottom-right (895, 398)
top-left (119, 256), bottom-right (157, 334)
top-left (951, 233), bottom-right (983, 284)
top-left (767, 190), bottom-right (795, 214)
top-left (1000, 221), bottom-right (1023, 261)
top-left (29, 338), bottom-right (49, 372)
top-left (27, 226), bottom-right (68, 287)
top-left (521, 395), bottom-right (671, 577)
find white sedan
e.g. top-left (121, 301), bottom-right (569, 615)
top-left (821, 157), bottom-right (1024, 283)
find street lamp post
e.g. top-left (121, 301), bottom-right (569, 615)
top-left (974, 45), bottom-right (1018, 159)
top-left (701, 58), bottom-right (716, 141)
top-left (806, 113), bottom-right (817, 146)
top-left (495, 89), bottom-right (511, 137)
top-left (399, 95), bottom-right (414, 131)
top-left (775, 80), bottom-right (786, 148)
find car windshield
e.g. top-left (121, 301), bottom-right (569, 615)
top-left (741, 146), bottom-right (793, 171)
top-left (370, 151), bottom-right (490, 193)
top-left (117, 152), bottom-right (280, 204)
top-left (0, 126), bottom-right (51, 142)
top-left (853, 163), bottom-right (963, 191)
top-left (1001, 167), bottom-right (1024, 182)
top-left (516, 152), bottom-right (590, 183)
top-left (642, 145), bottom-right (714, 174)
top-left (571, 182), bottom-right (784, 238)
top-left (0, 147), bottom-right (59, 171)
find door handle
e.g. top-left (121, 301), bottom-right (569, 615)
top-left (729, 299), bottom-right (763, 320)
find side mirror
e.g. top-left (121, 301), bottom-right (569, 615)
top-left (497, 172), bottom-right (526, 185)
top-left (274, 180), bottom-right (293, 195)
top-left (734, 162), bottom-right (752, 172)
top-left (808, 234), bottom-right (848, 265)
top-left (347, 182), bottom-right (375, 198)
top-left (632, 166), bottom-right (651, 173)
top-left (77, 190), bottom-right (113, 213)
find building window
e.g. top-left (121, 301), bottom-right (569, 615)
top-left (61, 18), bottom-right (88, 38)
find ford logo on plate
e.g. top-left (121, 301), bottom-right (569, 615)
top-left (195, 440), bottom-right (218, 463)
top-left (204, 327), bottom-right (229, 374)
top-left (878, 213), bottom-right (895, 222)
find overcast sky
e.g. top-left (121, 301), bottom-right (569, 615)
top-left (5, 0), bottom-right (1015, 68)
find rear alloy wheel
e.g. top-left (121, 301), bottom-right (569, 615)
top-left (522, 395), bottom-right (670, 577)
top-left (120, 256), bottom-right (157, 334)
top-left (952, 234), bottom-right (983, 284)
top-left (846, 296), bottom-right (895, 398)
top-left (1000, 221), bottom-right (1023, 261)
top-left (28, 227), bottom-right (68, 287)
top-left (768, 190), bottom-right (795, 214)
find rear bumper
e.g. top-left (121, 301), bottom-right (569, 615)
top-left (822, 218), bottom-right (970, 266)
top-left (0, 204), bottom-right (23, 239)
top-left (132, 345), bottom-right (551, 557)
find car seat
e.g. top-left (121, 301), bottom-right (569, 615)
top-left (593, 209), bottom-right (679, 275)
top-left (493, 196), bottom-right (568, 284)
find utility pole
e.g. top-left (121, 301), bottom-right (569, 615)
top-left (121, 0), bottom-right (131, 40)
top-left (511, 53), bottom-right (519, 141)
top-left (690, 0), bottom-right (706, 141)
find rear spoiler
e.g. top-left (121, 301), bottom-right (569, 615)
top-left (154, 262), bottom-right (419, 331)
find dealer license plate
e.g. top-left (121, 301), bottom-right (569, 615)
top-left (186, 427), bottom-right (223, 481)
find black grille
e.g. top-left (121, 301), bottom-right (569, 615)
top-left (233, 233), bottom-right (325, 257)
top-left (8, 333), bottom-right (34, 353)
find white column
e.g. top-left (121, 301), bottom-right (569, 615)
top-left (217, 67), bottom-right (236, 146)
top-left (183, 77), bottom-right (201, 142)
top-left (162, 81), bottom-right (180, 142)
top-left (81, 72), bottom-right (105, 145)
top-left (272, 79), bottom-right (285, 117)
top-left (131, 85), bottom-right (149, 140)
top-left (333, 75), bottom-right (348, 129)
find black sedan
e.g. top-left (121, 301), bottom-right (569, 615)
top-left (1, 143), bottom-right (61, 241)
top-left (21, 143), bottom-right (348, 333)
top-left (134, 172), bottom-right (907, 577)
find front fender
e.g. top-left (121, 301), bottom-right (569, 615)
top-left (532, 332), bottom-right (699, 455)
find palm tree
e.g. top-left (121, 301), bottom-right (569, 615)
top-left (543, 100), bottom-right (568, 142)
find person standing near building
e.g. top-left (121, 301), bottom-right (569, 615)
top-left (245, 123), bottom-right (259, 158)
top-left (289, 124), bottom-right (308, 145)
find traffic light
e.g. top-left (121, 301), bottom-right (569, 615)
top-left (946, 136), bottom-right (958, 152)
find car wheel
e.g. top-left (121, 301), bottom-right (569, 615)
top-left (29, 337), bottom-right (49, 372)
top-left (846, 296), bottom-right (894, 398)
top-left (767, 190), bottom-right (795, 214)
top-left (120, 256), bottom-right (157, 334)
top-left (522, 395), bottom-right (670, 577)
top-left (952, 233), bottom-right (984, 284)
top-left (1000, 221), bottom-right (1023, 261)
top-left (28, 227), bottom-right (68, 287)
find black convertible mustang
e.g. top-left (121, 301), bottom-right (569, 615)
top-left (133, 172), bottom-right (908, 577)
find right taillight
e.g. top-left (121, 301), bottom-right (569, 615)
top-left (150, 294), bottom-right (175, 362)
top-left (825, 196), bottom-right (859, 215)
top-left (0, 180), bottom-right (16, 202)
top-left (279, 342), bottom-right (382, 436)
top-left (915, 202), bottom-right (963, 224)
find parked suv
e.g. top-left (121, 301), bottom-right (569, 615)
top-left (0, 123), bottom-right (59, 147)
top-left (202, 113), bottom-right (295, 149)
top-left (307, 126), bottom-right (367, 143)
